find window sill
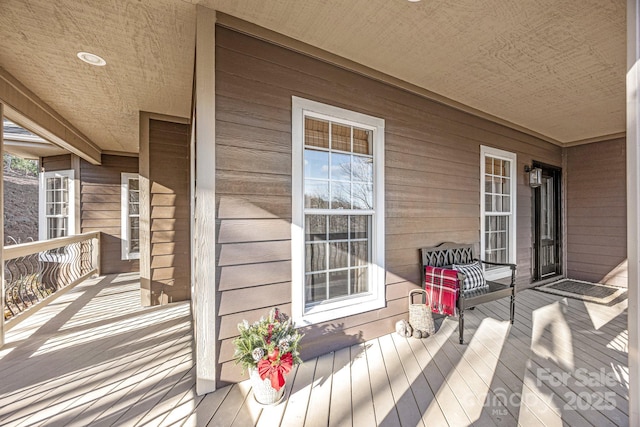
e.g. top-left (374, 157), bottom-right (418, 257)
top-left (295, 295), bottom-right (385, 326)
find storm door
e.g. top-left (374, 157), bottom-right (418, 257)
top-left (533, 164), bottom-right (562, 280)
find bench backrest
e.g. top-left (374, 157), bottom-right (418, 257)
top-left (420, 242), bottom-right (476, 268)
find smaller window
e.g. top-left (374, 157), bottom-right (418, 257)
top-left (39, 170), bottom-right (74, 240)
top-left (480, 146), bottom-right (517, 280)
top-left (121, 173), bottom-right (140, 260)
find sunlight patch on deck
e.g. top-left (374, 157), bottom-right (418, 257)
top-left (30, 304), bottom-right (190, 357)
top-left (585, 298), bottom-right (628, 331)
top-left (531, 300), bottom-right (574, 371)
top-left (455, 317), bottom-right (510, 423)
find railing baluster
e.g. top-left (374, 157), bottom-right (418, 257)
top-left (3, 232), bottom-right (100, 323)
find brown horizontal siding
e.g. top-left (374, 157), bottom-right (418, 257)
top-left (80, 155), bottom-right (139, 274)
top-left (217, 219), bottom-right (290, 243)
top-left (215, 26), bottom-right (562, 385)
top-left (147, 119), bottom-right (191, 304)
top-left (218, 195), bottom-right (291, 219)
top-left (41, 154), bottom-right (71, 171)
top-left (217, 241), bottom-right (290, 267)
top-left (218, 260), bottom-right (291, 291)
top-left (565, 138), bottom-right (627, 286)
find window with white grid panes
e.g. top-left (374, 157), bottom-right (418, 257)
top-left (121, 173), bottom-right (140, 260)
top-left (480, 146), bottom-right (516, 279)
top-left (39, 170), bottom-right (74, 240)
top-left (292, 97), bottom-right (385, 325)
top-left (304, 117), bottom-right (373, 306)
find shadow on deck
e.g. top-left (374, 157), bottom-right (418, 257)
top-left (0, 273), bottom-right (630, 426)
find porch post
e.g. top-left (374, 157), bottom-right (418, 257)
top-left (193, 5), bottom-right (217, 395)
top-left (627, 0), bottom-right (640, 424)
top-left (0, 102), bottom-right (4, 347)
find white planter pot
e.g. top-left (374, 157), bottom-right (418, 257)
top-left (249, 368), bottom-right (286, 405)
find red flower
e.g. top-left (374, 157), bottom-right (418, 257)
top-left (257, 348), bottom-right (293, 391)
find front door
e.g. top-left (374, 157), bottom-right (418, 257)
top-left (534, 163), bottom-right (562, 280)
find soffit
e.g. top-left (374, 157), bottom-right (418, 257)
top-left (0, 0), bottom-right (626, 153)
top-left (204, 0), bottom-right (626, 145)
top-left (0, 0), bottom-right (196, 153)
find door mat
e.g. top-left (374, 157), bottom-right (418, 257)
top-left (535, 279), bottom-right (626, 304)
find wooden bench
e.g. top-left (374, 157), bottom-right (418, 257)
top-left (420, 242), bottom-right (516, 344)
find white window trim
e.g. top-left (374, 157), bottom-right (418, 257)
top-left (121, 173), bottom-right (140, 260)
top-left (480, 145), bottom-right (517, 280)
top-left (292, 96), bottom-right (385, 326)
top-left (39, 169), bottom-right (75, 241)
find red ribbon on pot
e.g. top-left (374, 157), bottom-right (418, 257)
top-left (257, 348), bottom-right (293, 391)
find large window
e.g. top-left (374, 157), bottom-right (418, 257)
top-left (121, 173), bottom-right (140, 260)
top-left (480, 146), bottom-right (517, 280)
top-left (39, 170), bottom-right (74, 240)
top-left (292, 97), bottom-right (385, 325)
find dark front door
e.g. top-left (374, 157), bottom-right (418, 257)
top-left (534, 163), bottom-right (562, 280)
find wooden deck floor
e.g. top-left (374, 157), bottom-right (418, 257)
top-left (0, 273), bottom-right (629, 426)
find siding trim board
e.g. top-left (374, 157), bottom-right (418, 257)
top-left (214, 25), bottom-right (565, 385)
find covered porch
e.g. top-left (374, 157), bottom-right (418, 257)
top-left (1, 0), bottom-right (639, 424)
top-left (0, 273), bottom-right (628, 426)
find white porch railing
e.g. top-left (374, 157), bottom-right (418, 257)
top-left (3, 232), bottom-right (100, 323)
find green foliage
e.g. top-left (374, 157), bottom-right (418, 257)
top-left (233, 307), bottom-right (303, 372)
top-left (3, 154), bottom-right (38, 176)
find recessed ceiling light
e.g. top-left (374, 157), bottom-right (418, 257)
top-left (77, 51), bottom-right (106, 66)
top-left (408, 0), bottom-right (421, 2)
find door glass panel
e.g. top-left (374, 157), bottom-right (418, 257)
top-left (541, 177), bottom-right (554, 240)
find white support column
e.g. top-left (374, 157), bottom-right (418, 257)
top-left (627, 0), bottom-right (640, 424)
top-left (0, 101), bottom-right (4, 348)
top-left (193, 5), bottom-right (217, 395)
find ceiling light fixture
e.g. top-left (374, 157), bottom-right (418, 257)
top-left (77, 51), bottom-right (106, 66)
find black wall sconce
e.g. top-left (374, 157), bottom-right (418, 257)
top-left (524, 165), bottom-right (542, 188)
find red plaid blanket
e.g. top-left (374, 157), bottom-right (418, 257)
top-left (424, 266), bottom-right (459, 317)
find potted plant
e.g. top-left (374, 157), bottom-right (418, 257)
top-left (233, 307), bottom-right (303, 404)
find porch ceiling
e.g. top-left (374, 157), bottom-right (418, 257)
top-left (0, 0), bottom-right (625, 153)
